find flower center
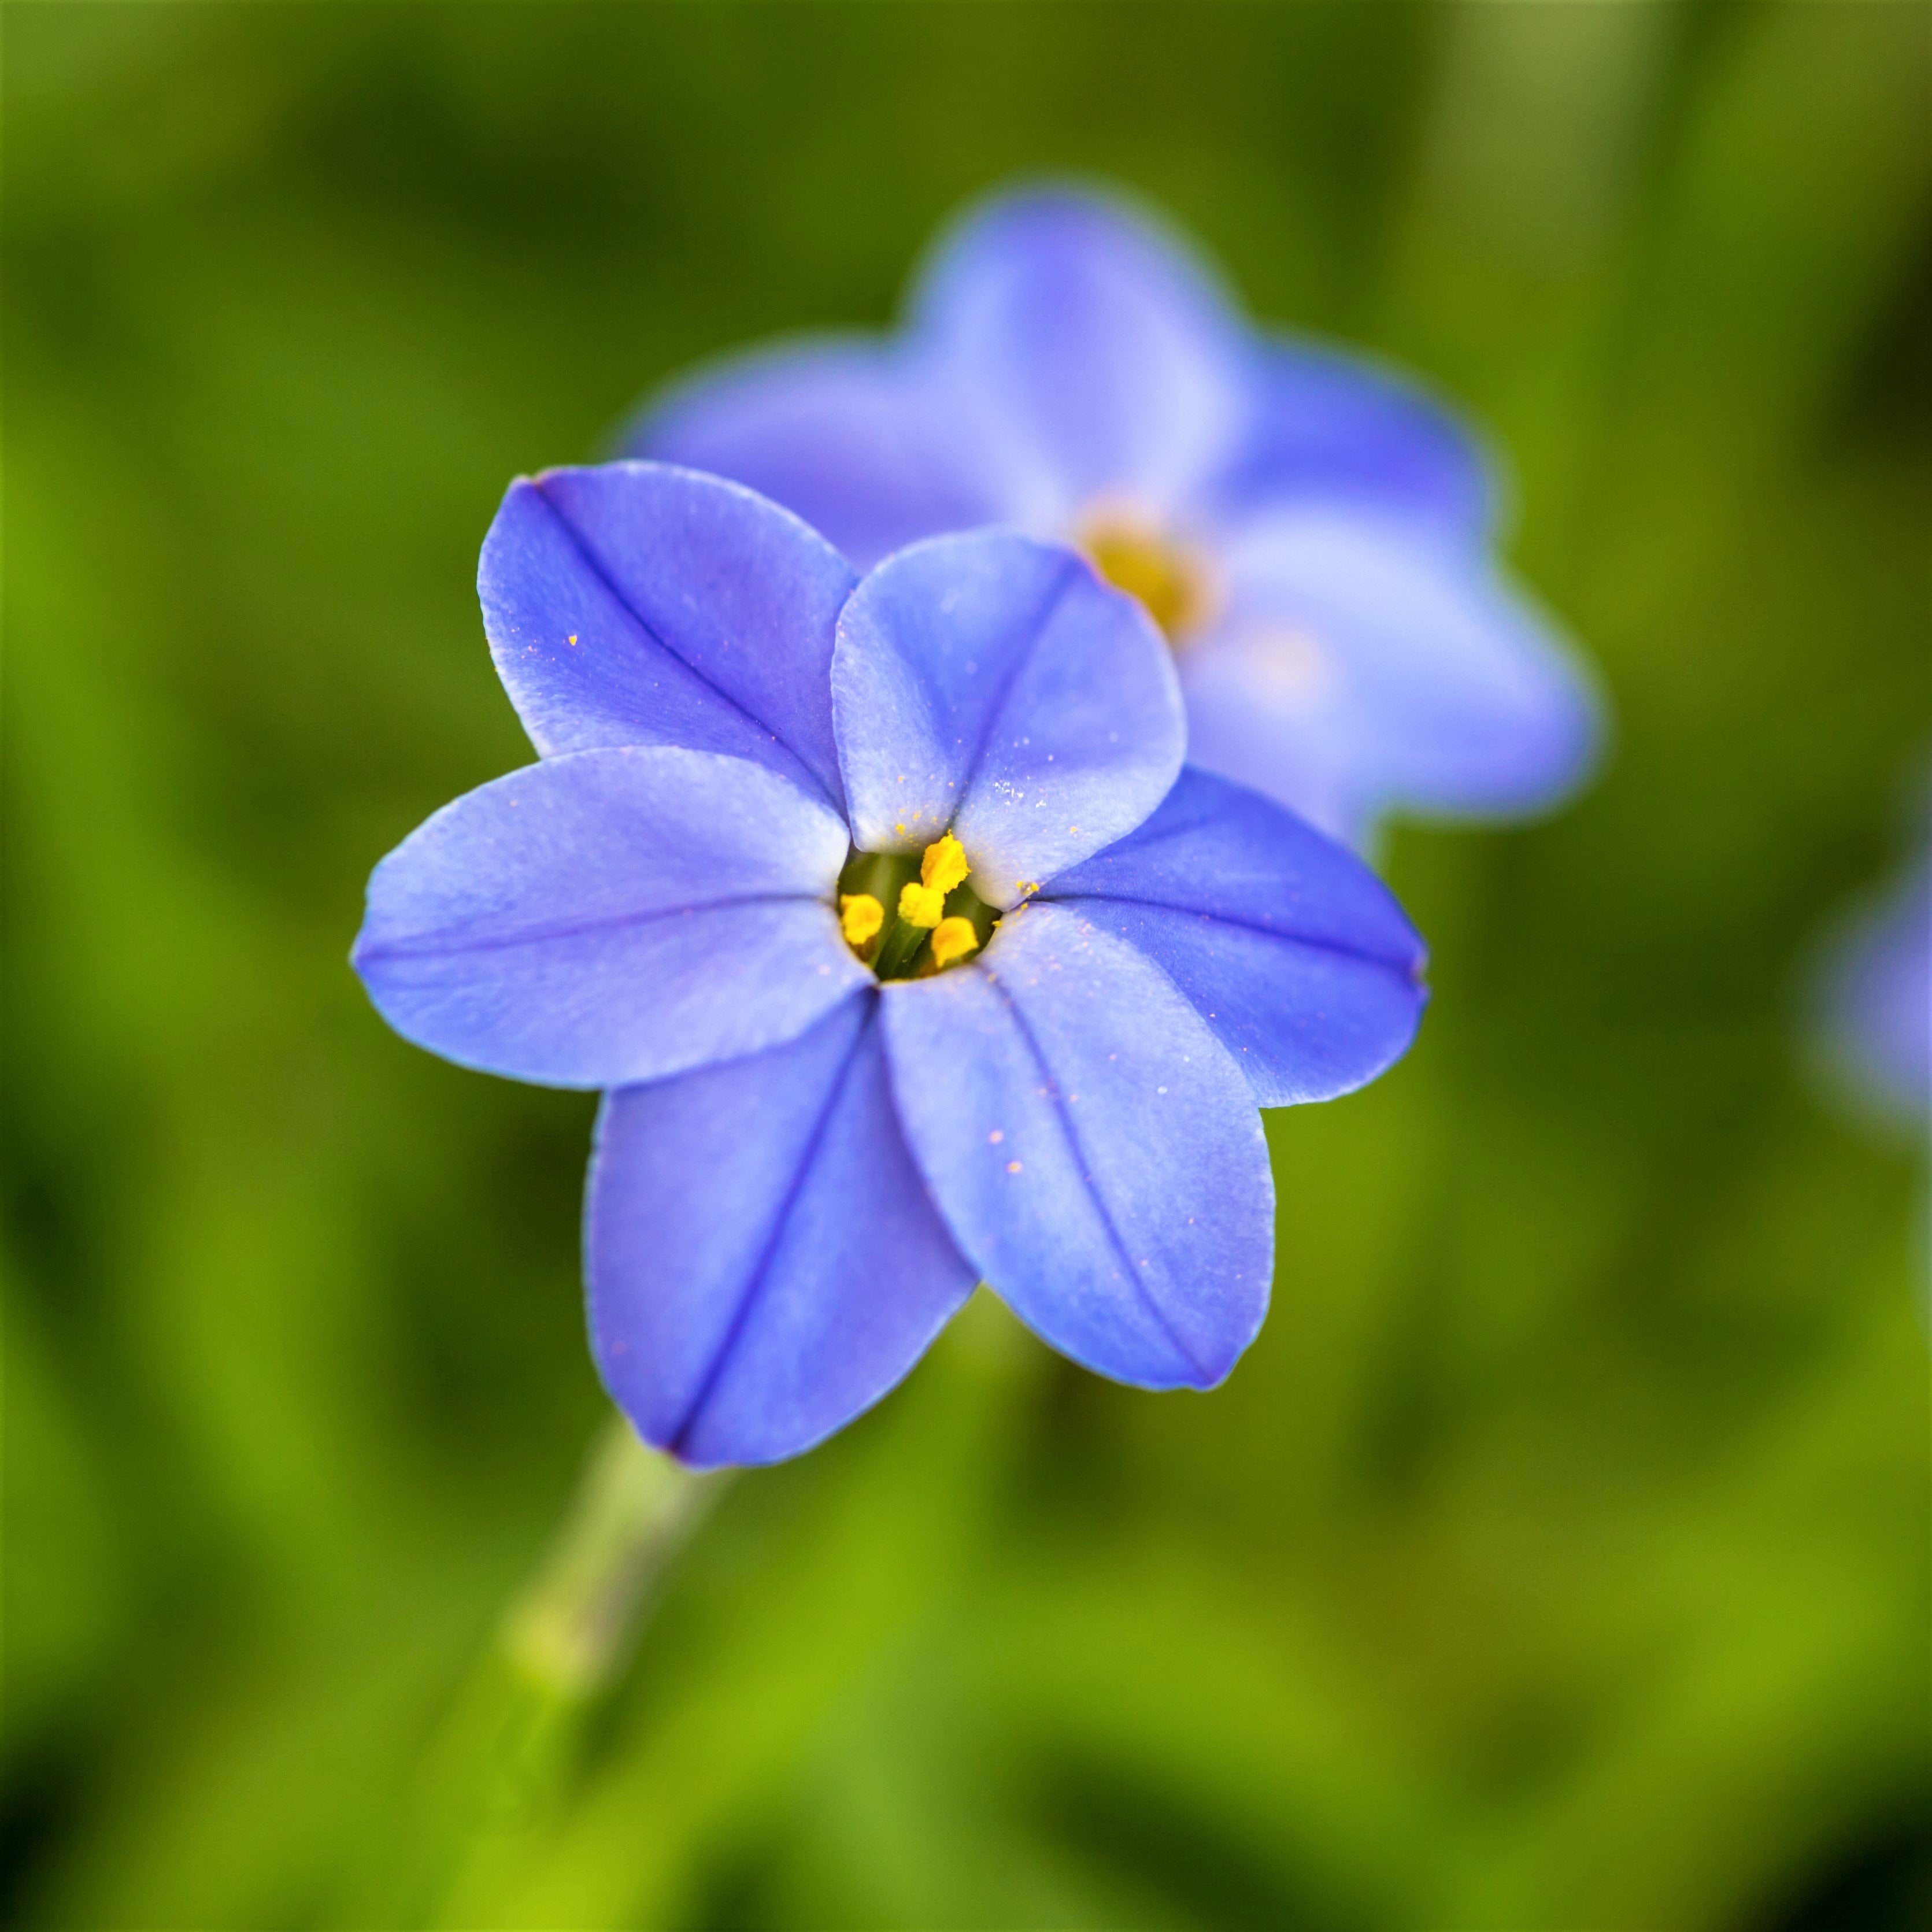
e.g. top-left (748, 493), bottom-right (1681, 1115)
top-left (1075, 504), bottom-right (1217, 645)
top-left (837, 831), bottom-right (999, 982)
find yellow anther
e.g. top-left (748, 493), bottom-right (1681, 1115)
top-left (839, 893), bottom-right (884, 948)
top-left (898, 880), bottom-right (946, 929)
top-left (929, 916), bottom-right (980, 970)
top-left (920, 831), bottom-right (970, 897)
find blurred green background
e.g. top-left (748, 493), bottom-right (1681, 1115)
top-left (5, 4), bottom-right (1929, 1927)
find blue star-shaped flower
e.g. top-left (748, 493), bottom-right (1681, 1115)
top-left (353, 463), bottom-right (1427, 1465)
top-left (627, 183), bottom-right (1604, 846)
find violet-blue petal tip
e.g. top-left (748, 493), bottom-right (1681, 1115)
top-left (352, 747), bottom-right (865, 1090)
top-left (480, 461), bottom-right (856, 812)
top-left (1043, 766), bottom-right (1428, 1108)
top-left (881, 904), bottom-right (1274, 1391)
top-left (589, 995), bottom-right (978, 1468)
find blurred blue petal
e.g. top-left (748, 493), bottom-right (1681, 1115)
top-left (481, 462), bottom-right (855, 811)
top-left (589, 995), bottom-right (977, 1468)
top-left (1823, 857), bottom-right (1930, 1127)
top-left (622, 183), bottom-right (1605, 848)
top-left (1044, 768), bottom-right (1428, 1106)
top-left (1208, 336), bottom-right (1497, 541)
top-left (1182, 512), bottom-right (1602, 838)
top-left (353, 747), bottom-right (866, 1087)
top-left (906, 184), bottom-right (1251, 527)
top-left (628, 336), bottom-right (997, 571)
top-left (882, 904), bottom-right (1272, 1389)
top-left (833, 531), bottom-right (1184, 906)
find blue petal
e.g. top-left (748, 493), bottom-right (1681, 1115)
top-left (881, 904), bottom-right (1272, 1390)
top-left (907, 184), bottom-right (1250, 527)
top-left (1181, 511), bottom-right (1604, 840)
top-left (1823, 857), bottom-right (1931, 1123)
top-left (1205, 336), bottom-right (1497, 541)
top-left (1042, 768), bottom-right (1427, 1107)
top-left (352, 747), bottom-right (867, 1088)
top-left (834, 532), bottom-right (1184, 907)
top-left (588, 994), bottom-right (978, 1468)
top-left (480, 461), bottom-right (856, 812)
top-left (621, 336), bottom-right (998, 572)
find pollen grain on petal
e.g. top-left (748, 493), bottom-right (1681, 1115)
top-left (898, 880), bottom-right (946, 929)
top-left (929, 916), bottom-right (980, 969)
top-left (839, 893), bottom-right (884, 949)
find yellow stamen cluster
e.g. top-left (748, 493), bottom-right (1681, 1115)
top-left (841, 832), bottom-right (989, 978)
top-left (929, 916), bottom-right (980, 969)
top-left (839, 893), bottom-right (884, 948)
top-left (898, 832), bottom-right (975, 930)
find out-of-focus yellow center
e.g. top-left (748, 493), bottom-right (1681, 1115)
top-left (1076, 506), bottom-right (1216, 643)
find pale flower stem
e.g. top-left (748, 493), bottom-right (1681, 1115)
top-left (501, 1409), bottom-right (733, 1698)
top-left (378, 1416), bottom-right (731, 1926)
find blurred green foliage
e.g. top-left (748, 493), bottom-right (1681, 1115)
top-left (5, 5), bottom-right (1928, 1927)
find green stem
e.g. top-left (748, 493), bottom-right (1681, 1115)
top-left (362, 1413), bottom-right (731, 1926)
top-left (871, 911), bottom-right (933, 981)
top-left (501, 1412), bottom-right (730, 1697)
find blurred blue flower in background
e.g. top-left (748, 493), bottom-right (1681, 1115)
top-left (353, 463), bottom-right (1426, 1466)
top-left (629, 183), bottom-right (1603, 846)
top-left (1819, 842), bottom-right (1930, 1134)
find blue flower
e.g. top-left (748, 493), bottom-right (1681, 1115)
top-left (354, 463), bottom-right (1427, 1466)
top-left (627, 183), bottom-right (1603, 846)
